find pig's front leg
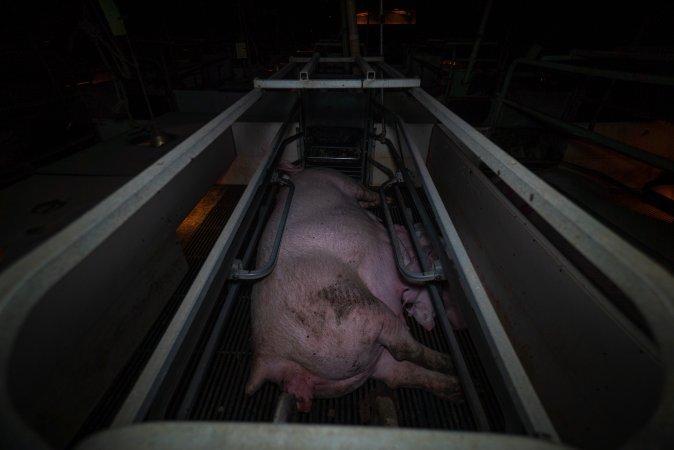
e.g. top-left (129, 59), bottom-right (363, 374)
top-left (320, 169), bottom-right (379, 208)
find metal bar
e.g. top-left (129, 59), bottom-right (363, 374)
top-left (255, 79), bottom-right (363, 89)
top-left (111, 98), bottom-right (300, 427)
top-left (502, 98), bottom-right (674, 172)
top-left (363, 78), bottom-right (419, 88)
top-left (520, 58), bottom-right (674, 86)
top-left (376, 61), bottom-right (405, 79)
top-left (268, 61), bottom-right (297, 80)
top-left (355, 55), bottom-right (376, 79)
top-left (364, 73), bottom-right (560, 436)
top-left (410, 85), bottom-right (674, 440)
top-left (379, 0), bottom-right (384, 56)
top-left (368, 157), bottom-right (394, 178)
top-left (175, 183), bottom-right (281, 419)
top-left (463, 0), bottom-right (493, 85)
top-left (379, 178), bottom-right (445, 284)
top-left (377, 169), bottom-right (490, 430)
top-left (272, 393), bottom-right (295, 423)
top-left (390, 170), bottom-right (491, 431)
top-left (289, 56), bottom-right (385, 63)
top-left (230, 178), bottom-right (295, 280)
top-left (254, 79), bottom-right (419, 89)
top-left (345, 0), bottom-right (360, 57)
top-left (299, 52), bottom-right (320, 80)
top-left (76, 423), bottom-right (573, 450)
top-left (571, 49), bottom-right (674, 63)
top-left (489, 56), bottom-right (674, 126)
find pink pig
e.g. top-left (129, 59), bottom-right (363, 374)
top-left (246, 166), bottom-right (461, 412)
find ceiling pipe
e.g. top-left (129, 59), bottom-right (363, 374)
top-left (345, 0), bottom-right (360, 57)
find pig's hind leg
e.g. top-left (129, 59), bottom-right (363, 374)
top-left (373, 287), bottom-right (461, 401)
top-left (373, 350), bottom-right (461, 400)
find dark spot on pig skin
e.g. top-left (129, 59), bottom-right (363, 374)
top-left (288, 306), bottom-right (324, 337)
top-left (318, 280), bottom-right (377, 324)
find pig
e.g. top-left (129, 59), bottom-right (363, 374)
top-left (245, 166), bottom-right (461, 412)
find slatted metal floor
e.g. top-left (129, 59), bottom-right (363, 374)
top-left (74, 163), bottom-right (507, 445)
top-left (179, 185), bottom-right (506, 430)
top-left (184, 284), bottom-right (503, 431)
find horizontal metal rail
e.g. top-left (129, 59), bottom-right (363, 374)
top-left (502, 98), bottom-right (674, 173)
top-left (489, 56), bottom-right (674, 127)
top-left (111, 98), bottom-right (301, 427)
top-left (254, 78), bottom-right (419, 90)
top-left (289, 56), bottom-right (385, 63)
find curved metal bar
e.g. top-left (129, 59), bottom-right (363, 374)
top-left (379, 175), bottom-right (490, 430)
top-left (368, 157), bottom-right (395, 179)
top-left (379, 177), bottom-right (444, 284)
top-left (229, 178), bottom-right (295, 281)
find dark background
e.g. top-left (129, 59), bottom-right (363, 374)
top-left (2, 0), bottom-right (673, 186)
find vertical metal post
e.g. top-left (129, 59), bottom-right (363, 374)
top-left (340, 0), bottom-right (350, 73)
top-left (300, 53), bottom-right (320, 80)
top-left (464, 0), bottom-right (493, 86)
top-left (380, 0), bottom-right (384, 106)
top-left (345, 0), bottom-right (360, 57)
top-left (379, 0), bottom-right (384, 56)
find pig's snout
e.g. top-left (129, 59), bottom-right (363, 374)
top-left (404, 298), bottom-right (436, 331)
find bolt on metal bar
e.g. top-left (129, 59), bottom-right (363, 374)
top-left (299, 52), bottom-right (321, 80)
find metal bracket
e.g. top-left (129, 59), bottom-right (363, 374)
top-left (379, 175), bottom-right (445, 284)
top-left (229, 178), bottom-right (295, 281)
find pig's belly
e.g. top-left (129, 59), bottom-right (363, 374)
top-left (250, 241), bottom-right (400, 391)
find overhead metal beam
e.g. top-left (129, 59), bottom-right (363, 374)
top-left (254, 78), bottom-right (419, 90)
top-left (290, 56), bottom-right (385, 63)
top-left (299, 52), bottom-right (320, 80)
